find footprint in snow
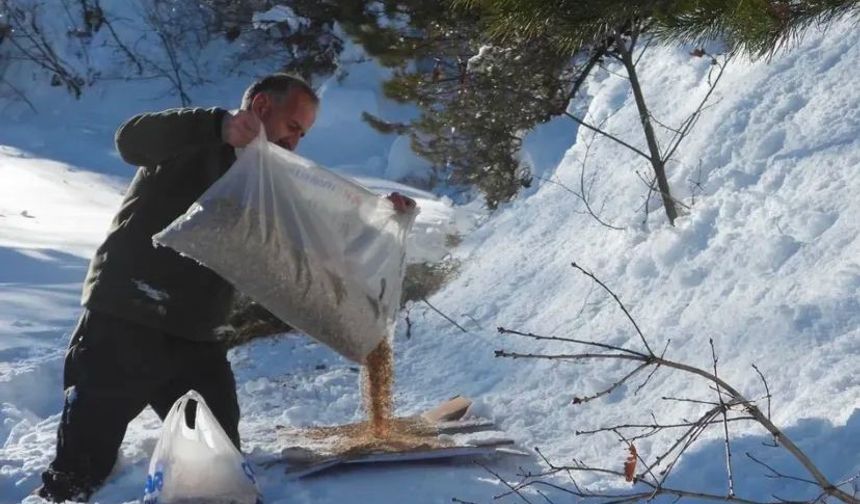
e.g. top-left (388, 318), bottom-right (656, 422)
top-left (754, 234), bottom-right (801, 272)
top-left (754, 129), bottom-right (786, 159)
top-left (790, 211), bottom-right (838, 242)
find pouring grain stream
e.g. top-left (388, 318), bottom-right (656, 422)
top-left (363, 339), bottom-right (394, 438)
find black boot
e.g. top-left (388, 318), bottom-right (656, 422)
top-left (34, 468), bottom-right (95, 503)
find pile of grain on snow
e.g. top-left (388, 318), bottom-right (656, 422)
top-left (298, 416), bottom-right (452, 457)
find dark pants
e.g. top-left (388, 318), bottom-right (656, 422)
top-left (41, 308), bottom-right (240, 499)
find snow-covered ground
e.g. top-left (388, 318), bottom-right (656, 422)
top-left (1, 5), bottom-right (858, 503)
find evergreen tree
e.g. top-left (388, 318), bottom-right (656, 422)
top-left (202, 1), bottom-right (383, 80)
top-left (456, 0), bottom-right (858, 224)
top-left (457, 0), bottom-right (860, 60)
top-left (341, 2), bottom-right (595, 208)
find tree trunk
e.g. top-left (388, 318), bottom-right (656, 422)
top-left (616, 29), bottom-right (678, 226)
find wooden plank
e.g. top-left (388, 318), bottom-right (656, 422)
top-left (421, 396), bottom-right (472, 423)
top-left (435, 418), bottom-right (497, 435)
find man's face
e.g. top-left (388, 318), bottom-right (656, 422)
top-left (251, 89), bottom-right (317, 151)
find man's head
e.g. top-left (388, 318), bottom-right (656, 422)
top-left (241, 73), bottom-right (319, 151)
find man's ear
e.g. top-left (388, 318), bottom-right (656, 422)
top-left (250, 93), bottom-right (269, 118)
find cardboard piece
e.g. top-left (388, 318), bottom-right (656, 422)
top-left (272, 395), bottom-right (527, 478)
top-left (284, 442), bottom-right (528, 479)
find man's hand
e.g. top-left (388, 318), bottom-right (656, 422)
top-left (222, 110), bottom-right (261, 148)
top-left (386, 192), bottom-right (417, 214)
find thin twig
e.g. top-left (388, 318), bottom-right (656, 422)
top-left (635, 339), bottom-right (669, 394)
top-left (578, 124), bottom-right (627, 230)
top-left (570, 262), bottom-right (654, 355)
top-left (745, 452), bottom-right (818, 485)
top-left (575, 416), bottom-right (757, 436)
top-left (0, 76), bottom-right (37, 113)
top-left (752, 363), bottom-right (773, 422)
top-left (662, 54), bottom-right (732, 165)
top-left (651, 408), bottom-right (721, 496)
top-left (495, 350), bottom-right (645, 362)
top-left (502, 456), bottom-right (793, 504)
top-left (497, 327), bottom-right (644, 356)
top-left (572, 362), bottom-right (651, 405)
top-left (99, 1), bottom-right (144, 74)
top-left (635, 170), bottom-right (692, 210)
top-left (535, 175), bottom-right (624, 230)
top-left (661, 396), bottom-right (721, 406)
top-left (475, 461), bottom-right (534, 504)
top-left (422, 297), bottom-right (468, 333)
top-left (535, 489), bottom-right (554, 504)
top-left (561, 110), bottom-right (652, 161)
top-left (711, 338), bottom-right (736, 498)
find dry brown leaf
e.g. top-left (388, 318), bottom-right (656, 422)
top-left (624, 444), bottom-right (637, 483)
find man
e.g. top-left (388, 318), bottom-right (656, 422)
top-left (38, 73), bottom-right (415, 502)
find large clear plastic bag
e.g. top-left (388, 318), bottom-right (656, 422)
top-left (154, 129), bottom-right (417, 362)
top-left (143, 390), bottom-right (261, 504)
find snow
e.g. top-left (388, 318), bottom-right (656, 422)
top-left (0, 147), bottom-right (123, 258)
top-left (1, 4), bottom-right (859, 504)
top-left (384, 135), bottom-right (434, 184)
top-left (251, 6), bottom-right (308, 32)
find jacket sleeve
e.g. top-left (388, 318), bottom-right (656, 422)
top-left (115, 107), bottom-right (229, 167)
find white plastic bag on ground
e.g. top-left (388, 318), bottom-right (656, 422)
top-left (143, 390), bottom-right (261, 504)
top-left (154, 129), bottom-right (417, 363)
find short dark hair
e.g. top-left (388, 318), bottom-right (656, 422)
top-left (241, 73), bottom-right (319, 110)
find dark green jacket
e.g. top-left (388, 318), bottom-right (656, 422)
top-left (82, 107), bottom-right (237, 342)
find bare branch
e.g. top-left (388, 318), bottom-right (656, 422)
top-left (535, 175), bottom-right (624, 231)
top-left (494, 350), bottom-right (645, 363)
top-left (422, 297), bottom-right (468, 333)
top-left (575, 416), bottom-right (757, 436)
top-left (535, 489), bottom-right (554, 504)
top-left (662, 54), bottom-right (733, 165)
top-left (502, 458), bottom-right (794, 504)
top-left (745, 452), bottom-right (818, 486)
top-left (0, 76), bottom-right (37, 113)
top-left (494, 264), bottom-right (858, 504)
top-left (635, 339), bottom-right (669, 394)
top-left (572, 362), bottom-right (651, 405)
top-left (535, 175), bottom-right (625, 230)
top-left (561, 110), bottom-right (652, 161)
top-left (651, 355), bottom-right (856, 502)
top-left (649, 112), bottom-right (685, 135)
top-left (563, 45), bottom-right (606, 106)
top-left (497, 327), bottom-right (645, 357)
top-left (98, 1), bottom-right (144, 75)
top-left (475, 461), bottom-right (535, 504)
top-left (646, 406), bottom-right (722, 483)
top-left (577, 125), bottom-right (627, 230)
top-left (569, 262), bottom-right (654, 355)
top-left (661, 395), bottom-right (722, 406)
top-left (710, 338), bottom-right (736, 498)
top-left (752, 363), bottom-right (773, 423)
top-left (635, 170), bottom-right (692, 211)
